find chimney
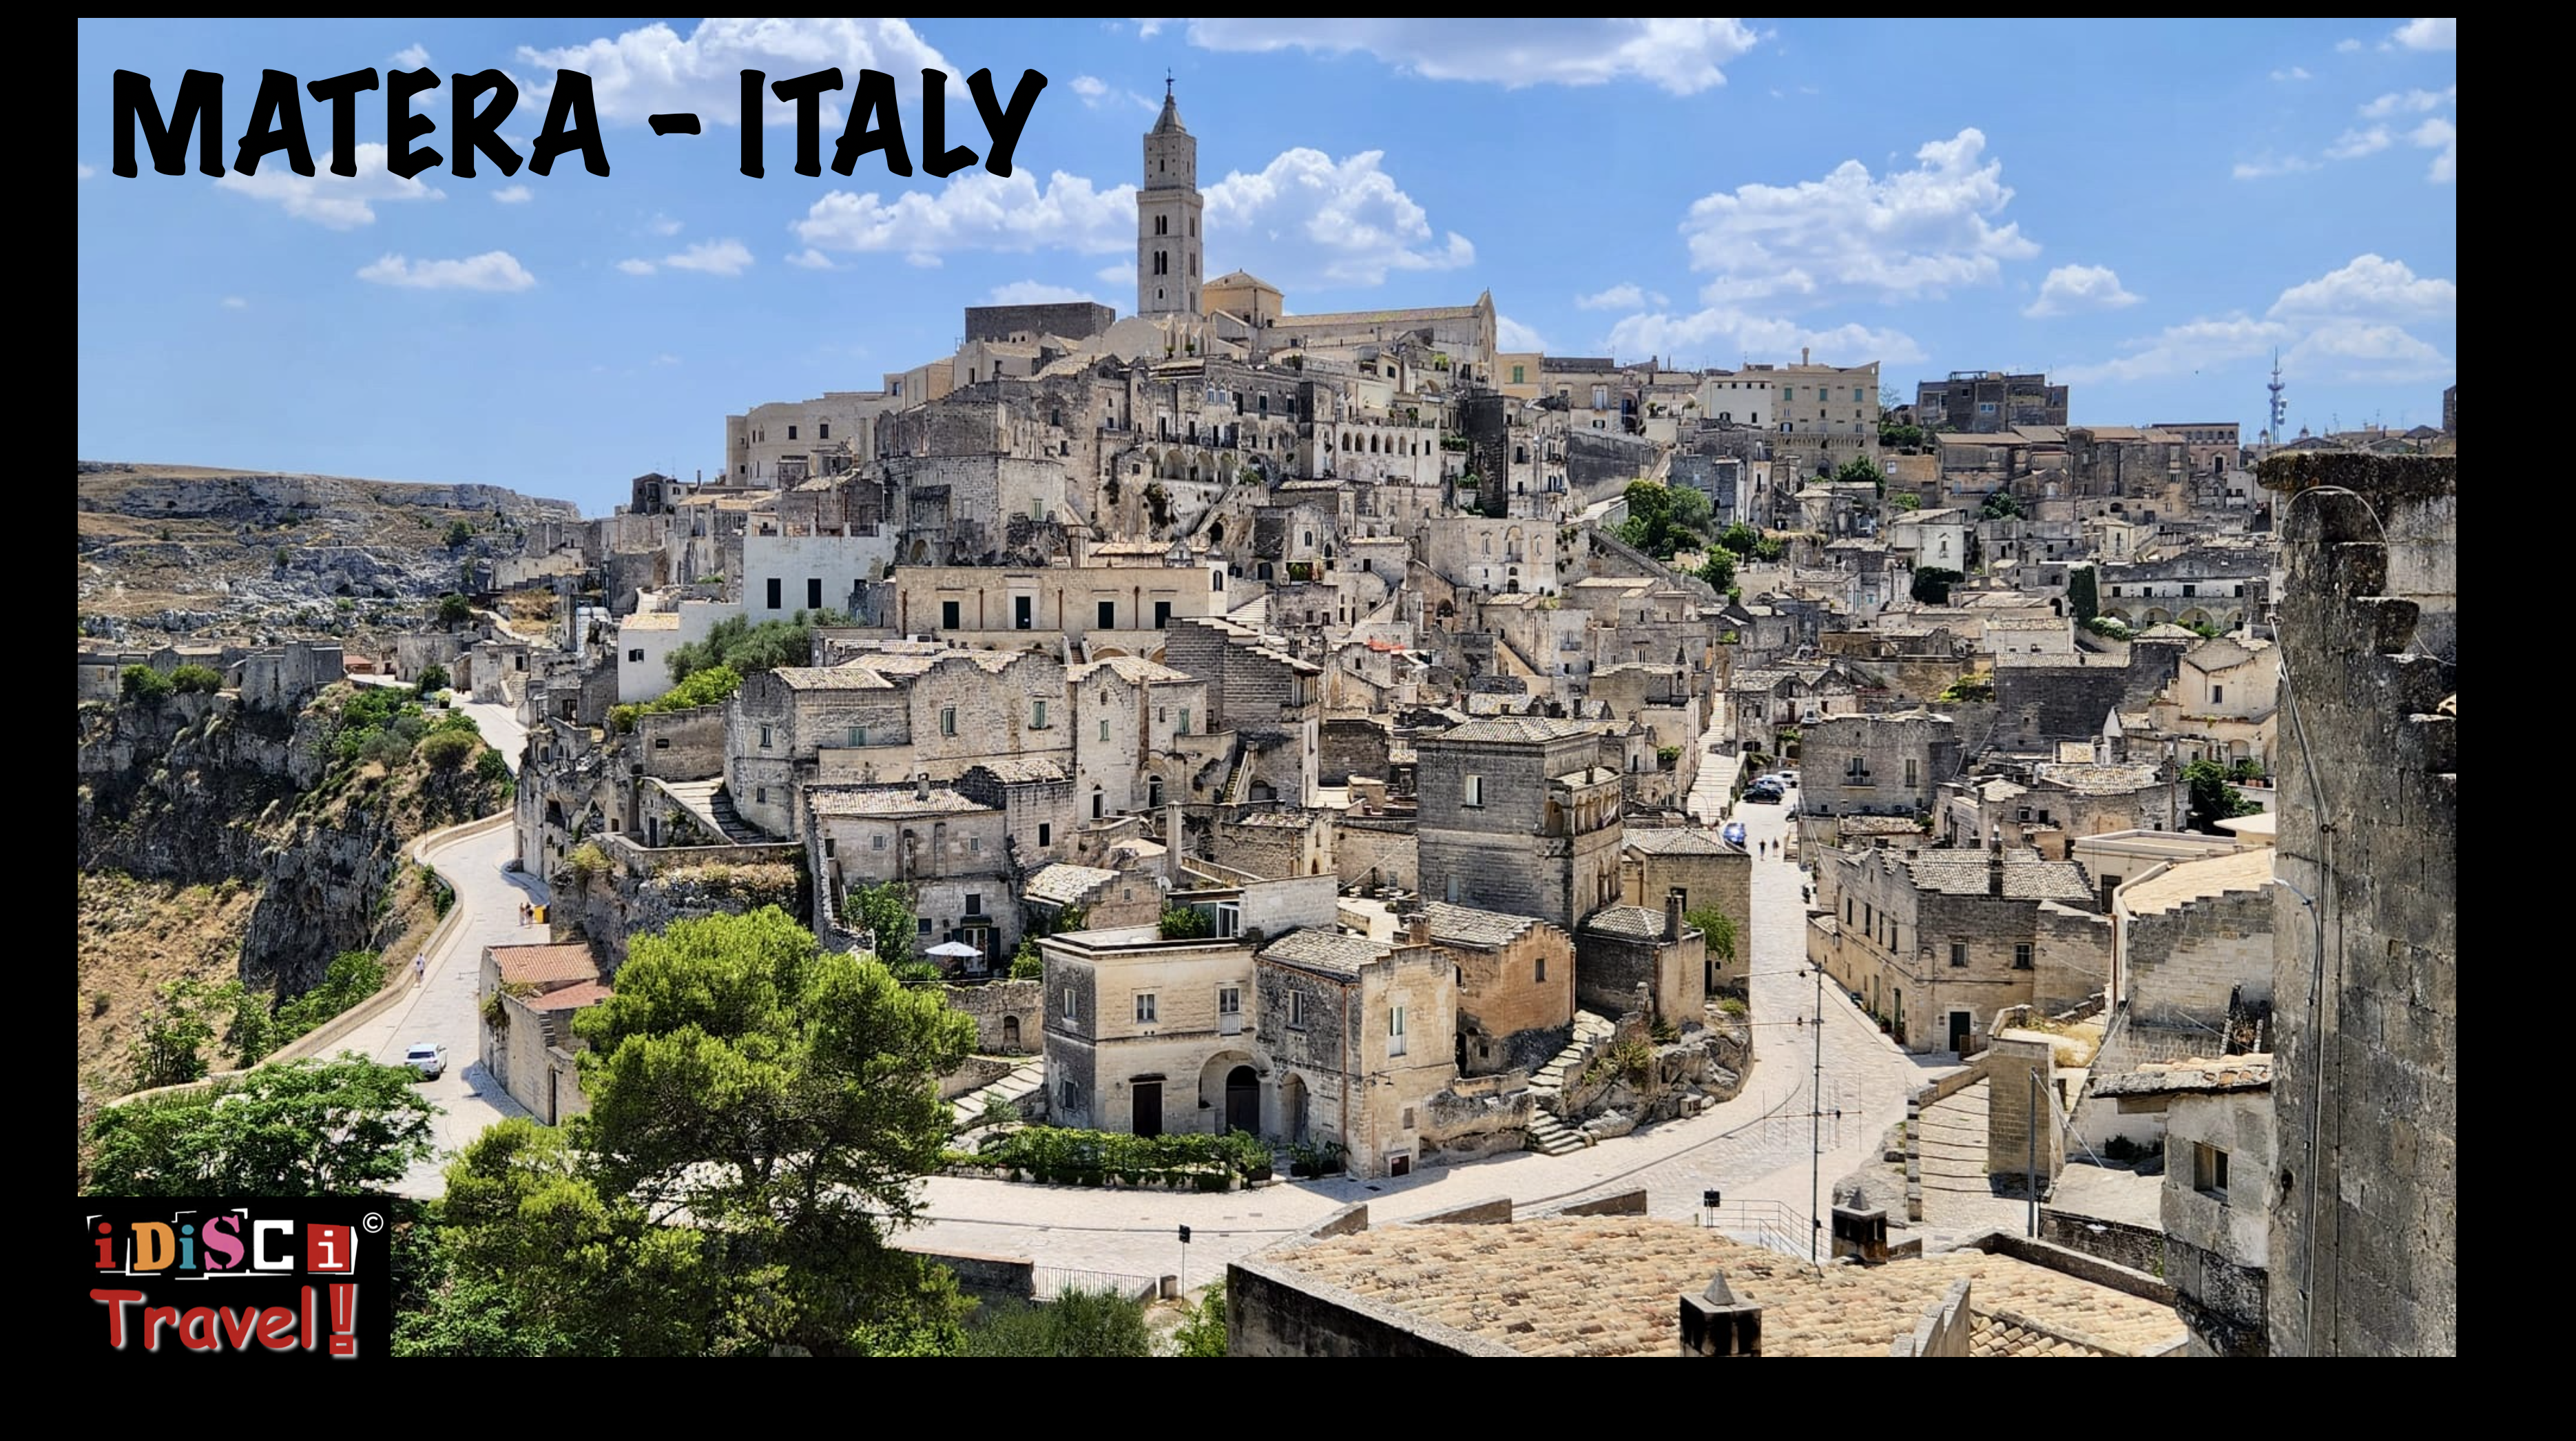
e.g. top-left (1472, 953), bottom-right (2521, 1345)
top-left (1679, 1272), bottom-right (1763, 1356)
top-left (1800, 345), bottom-right (1810, 366)
top-left (1988, 827), bottom-right (2005, 896)
top-left (1664, 888), bottom-right (1685, 942)
top-left (1406, 906), bottom-right (1431, 945)
top-left (915, 772), bottom-right (931, 802)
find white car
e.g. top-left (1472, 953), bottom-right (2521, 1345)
top-left (404, 1043), bottom-right (448, 1081)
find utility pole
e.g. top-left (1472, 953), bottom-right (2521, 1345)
top-left (1809, 961), bottom-right (1824, 1264)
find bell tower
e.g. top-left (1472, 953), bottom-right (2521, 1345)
top-left (1137, 76), bottom-right (1203, 318)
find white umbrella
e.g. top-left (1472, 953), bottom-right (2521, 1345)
top-left (924, 940), bottom-right (983, 958)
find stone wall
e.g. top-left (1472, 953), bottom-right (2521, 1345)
top-left (1992, 661), bottom-right (2132, 750)
top-left (1888, 1278), bottom-right (1974, 1357)
top-left (1228, 1255), bottom-right (1518, 1357)
top-left (945, 979), bottom-right (1042, 1055)
top-left (2037, 1208), bottom-right (2165, 1276)
top-left (1319, 716), bottom-right (1389, 785)
top-left (636, 705), bottom-right (726, 781)
top-left (2032, 902), bottom-right (2110, 1016)
top-left (1984, 1038), bottom-right (2061, 1193)
top-left (1335, 817), bottom-right (1416, 893)
top-left (963, 300), bottom-right (1113, 345)
top-left (2123, 882), bottom-right (2269, 1028)
top-left (2259, 455), bottom-right (2455, 1357)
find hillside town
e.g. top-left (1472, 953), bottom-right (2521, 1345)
top-left (79, 79), bottom-right (2455, 1359)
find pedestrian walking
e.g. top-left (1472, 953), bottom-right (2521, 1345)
top-left (413, 953), bottom-right (426, 986)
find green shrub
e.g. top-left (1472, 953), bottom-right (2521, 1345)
top-left (121, 665), bottom-right (174, 704)
top-left (445, 519), bottom-right (474, 548)
top-left (474, 748), bottom-right (511, 785)
top-left (169, 664), bottom-right (224, 694)
top-left (436, 592), bottom-right (474, 628)
top-left (1158, 904), bottom-right (1210, 940)
top-left (1008, 942), bottom-right (1046, 981)
top-left (964, 1286), bottom-right (1152, 1358)
top-left (563, 841), bottom-right (610, 882)
top-left (418, 729), bottom-right (477, 771)
top-left (974, 1126), bottom-right (1272, 1188)
top-left (1171, 1281), bottom-right (1228, 1357)
top-left (414, 662), bottom-right (450, 696)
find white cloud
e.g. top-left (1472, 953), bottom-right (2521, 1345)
top-left (1577, 283), bottom-right (1644, 311)
top-left (2325, 127), bottom-right (2391, 160)
top-left (2270, 65), bottom-right (2312, 81)
top-left (392, 43), bottom-right (430, 70)
top-left (492, 185), bottom-right (534, 204)
top-left (2410, 117), bottom-right (2456, 183)
top-left (78, 161), bottom-right (94, 180)
top-left (2286, 320), bottom-right (2449, 381)
top-left (1071, 74), bottom-right (1156, 112)
top-left (616, 258), bottom-right (656, 276)
top-left (786, 248), bottom-right (836, 270)
top-left (213, 143), bottom-right (444, 229)
top-left (2267, 254), bottom-right (2455, 321)
top-left (1134, 19), bottom-right (1169, 40)
top-left (1096, 263), bottom-right (1132, 284)
top-left (2336, 37), bottom-right (2363, 52)
top-left (2022, 263), bottom-right (2142, 318)
top-left (356, 251), bottom-right (536, 292)
top-left (1676, 127), bottom-right (2038, 304)
top-left (1203, 147), bottom-right (1473, 289)
top-left (2059, 315), bottom-right (2290, 386)
top-left (220, 296), bottom-right (248, 310)
top-left (662, 238), bottom-right (755, 276)
top-left (1072, 74), bottom-right (1107, 99)
top-left (1174, 18), bottom-right (1757, 95)
top-left (2360, 85), bottom-right (2455, 118)
top-left (2387, 18), bottom-right (2455, 52)
top-left (1495, 315), bottom-right (1549, 352)
top-left (1601, 307), bottom-right (1926, 368)
top-left (986, 280), bottom-right (1098, 305)
top-left (2231, 152), bottom-right (2318, 180)
top-left (518, 18), bottom-right (947, 129)
top-left (647, 213), bottom-right (683, 236)
top-left (793, 169), bottom-right (1134, 266)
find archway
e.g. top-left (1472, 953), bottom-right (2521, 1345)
top-left (1001, 1015), bottom-right (1020, 1050)
top-left (1277, 1072), bottom-right (1307, 1143)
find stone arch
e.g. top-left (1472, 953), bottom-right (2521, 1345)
top-left (2143, 607), bottom-right (2172, 626)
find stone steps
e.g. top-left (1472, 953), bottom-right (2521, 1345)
top-left (1526, 1110), bottom-right (1592, 1157)
top-left (1524, 1010), bottom-right (1619, 1119)
top-left (956, 1059), bottom-right (1046, 1136)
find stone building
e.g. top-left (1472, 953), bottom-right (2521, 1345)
top-left (1039, 924), bottom-right (1265, 1139)
top-left (2086, 1057), bottom-right (2276, 1355)
top-left (1414, 716), bottom-right (1624, 930)
top-left (802, 778), bottom-right (1015, 970)
top-left (1800, 709), bottom-right (1962, 822)
top-left (1618, 827), bottom-right (1751, 993)
top-left (1422, 902), bottom-right (1575, 1077)
top-left (1809, 838), bottom-right (2096, 1053)
top-left (1576, 892), bottom-right (1706, 1025)
top-left (1254, 920), bottom-right (1460, 1179)
top-left (1137, 85), bottom-right (1205, 318)
top-left (1918, 371), bottom-right (2068, 433)
top-left (477, 942), bottom-right (609, 1126)
top-left (2258, 453), bottom-right (2455, 1356)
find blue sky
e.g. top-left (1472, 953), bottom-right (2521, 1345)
top-left (79, 18), bottom-right (2457, 517)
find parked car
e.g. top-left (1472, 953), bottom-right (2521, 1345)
top-left (1741, 786), bottom-right (1783, 805)
top-left (1721, 821), bottom-right (1748, 847)
top-left (403, 1042), bottom-right (447, 1081)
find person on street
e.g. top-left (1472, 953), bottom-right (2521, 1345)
top-left (413, 953), bottom-right (426, 986)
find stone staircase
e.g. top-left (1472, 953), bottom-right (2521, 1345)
top-left (1523, 1010), bottom-right (1618, 1154)
top-left (657, 779), bottom-right (769, 844)
top-left (955, 1058), bottom-right (1046, 1137)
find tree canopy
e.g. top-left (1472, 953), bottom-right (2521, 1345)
top-left (86, 1055), bottom-right (438, 1196)
top-left (2183, 760), bottom-right (2263, 834)
top-left (1613, 479), bottom-right (1715, 560)
top-left (2066, 566), bottom-right (2099, 623)
top-left (415, 909), bottom-right (977, 1356)
top-left (667, 610), bottom-right (849, 684)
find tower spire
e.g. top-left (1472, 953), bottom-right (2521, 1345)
top-left (2266, 348), bottom-right (2287, 451)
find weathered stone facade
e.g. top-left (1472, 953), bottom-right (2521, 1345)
top-left (1415, 716), bottom-right (1623, 930)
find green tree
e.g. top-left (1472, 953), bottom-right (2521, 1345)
top-left (1980, 489), bottom-right (2024, 521)
top-left (1834, 457), bottom-right (1885, 492)
top-left (2066, 565), bottom-right (2099, 624)
top-left (169, 663), bottom-right (225, 694)
top-left (419, 729), bottom-right (477, 770)
top-left (445, 519), bottom-right (475, 548)
top-left (123, 977), bottom-right (219, 1089)
top-left (667, 611), bottom-right (848, 684)
top-left (1752, 535), bottom-right (1788, 563)
top-left (1612, 479), bottom-right (1715, 560)
top-left (415, 661), bottom-right (451, 696)
top-left (563, 907), bottom-right (977, 1355)
top-left (1171, 1280), bottom-right (1229, 1356)
top-left (87, 1056), bottom-right (438, 1195)
top-left (2183, 760), bottom-right (2262, 834)
top-left (844, 880), bottom-right (920, 966)
top-left (964, 1286), bottom-right (1154, 1357)
top-left (1696, 546), bottom-right (1737, 593)
top-left (1159, 904), bottom-right (1212, 940)
top-left (1716, 521), bottom-right (1761, 556)
top-left (1685, 906), bottom-right (1737, 971)
top-left (436, 592), bottom-right (475, 628)
top-left (120, 665), bottom-right (174, 705)
top-left (1910, 567), bottom-right (1965, 605)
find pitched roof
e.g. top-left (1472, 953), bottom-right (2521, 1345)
top-left (1900, 851), bottom-right (2096, 903)
top-left (2089, 1054), bottom-right (2274, 1098)
top-left (488, 942), bottom-right (600, 988)
top-left (770, 663), bottom-right (895, 691)
top-left (1025, 862), bottom-right (1120, 906)
top-left (2118, 847), bottom-right (2272, 915)
top-left (1623, 827), bottom-right (1739, 856)
top-left (1258, 927), bottom-right (1391, 977)
top-left (967, 757), bottom-right (1070, 785)
top-left (2033, 763), bottom-right (2163, 796)
top-left (1422, 902), bottom-right (1544, 950)
top-left (1430, 715), bottom-right (1602, 745)
top-left (1582, 904), bottom-right (1680, 942)
top-left (526, 979), bottom-right (612, 1011)
top-left (804, 784), bottom-right (993, 818)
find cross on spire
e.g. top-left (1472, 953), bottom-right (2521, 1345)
top-left (1165, 68), bottom-right (1174, 97)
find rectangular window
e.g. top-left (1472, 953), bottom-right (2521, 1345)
top-left (818, 422), bottom-right (829, 440)
top-left (1219, 985), bottom-right (1241, 1015)
top-left (1099, 717), bottom-right (1112, 742)
top-left (808, 578), bottom-right (824, 611)
top-left (1037, 822), bottom-right (1051, 847)
top-left (941, 599), bottom-right (961, 630)
top-left (1389, 1005), bottom-right (1407, 1056)
top-left (2194, 1142), bottom-right (2230, 1200)
top-left (1462, 774), bottom-right (1483, 808)
top-left (847, 725), bottom-right (866, 747)
top-left (1135, 993), bottom-right (1158, 1024)
top-left (2211, 684), bottom-right (2225, 705)
top-left (1177, 707), bottom-right (1191, 735)
top-left (1535, 956), bottom-right (1546, 984)
top-left (1063, 986), bottom-right (1079, 1020)
top-left (754, 787), bottom-right (766, 804)
top-left (1950, 942), bottom-right (1967, 969)
top-left (766, 578), bottom-right (782, 611)
top-left (823, 838), bottom-right (835, 857)
top-left (968, 837), bottom-right (981, 854)
top-left (1153, 600), bottom-right (1172, 629)
top-left (1015, 596), bottom-right (1033, 630)
top-left (873, 833), bottom-right (887, 851)
top-left (1289, 991), bottom-right (1307, 1029)
top-left (627, 648), bottom-right (645, 663)
top-left (1098, 599), bottom-right (1117, 630)
top-left (786, 425), bottom-right (797, 440)
top-left (966, 893), bottom-right (983, 915)
top-left (758, 725), bottom-right (773, 749)
top-left (1032, 698), bottom-right (1048, 728)
top-left (917, 918), bottom-right (933, 935)
top-left (1511, 365), bottom-right (1526, 384)
top-left (1905, 758), bottom-right (1919, 789)
top-left (941, 707), bottom-right (957, 736)
top-left (2013, 942), bottom-right (2034, 971)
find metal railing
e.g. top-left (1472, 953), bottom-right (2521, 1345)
top-left (1031, 1265), bottom-right (1163, 1303)
top-left (1701, 1199), bottom-right (1811, 1261)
